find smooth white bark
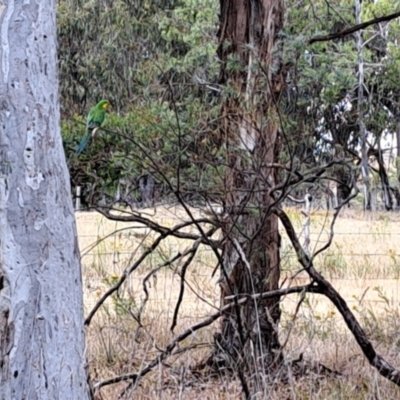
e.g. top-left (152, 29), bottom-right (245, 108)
top-left (0, 1), bottom-right (90, 399)
top-left (355, 0), bottom-right (372, 210)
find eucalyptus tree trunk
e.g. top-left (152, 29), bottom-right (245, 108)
top-left (216, 0), bottom-right (284, 372)
top-left (396, 119), bottom-right (400, 207)
top-left (376, 145), bottom-right (393, 210)
top-left (0, 1), bottom-right (90, 399)
top-left (355, 0), bottom-right (372, 210)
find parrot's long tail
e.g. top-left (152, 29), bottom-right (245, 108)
top-left (76, 132), bottom-right (90, 155)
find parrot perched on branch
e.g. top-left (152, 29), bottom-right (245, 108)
top-left (76, 99), bottom-right (110, 155)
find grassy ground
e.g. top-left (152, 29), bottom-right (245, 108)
top-left (77, 207), bottom-right (400, 399)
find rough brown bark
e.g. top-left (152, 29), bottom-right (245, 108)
top-left (215, 0), bottom-right (284, 372)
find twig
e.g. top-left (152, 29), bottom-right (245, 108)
top-left (93, 284), bottom-right (321, 391)
top-left (301, 193), bottom-right (312, 257)
top-left (139, 249), bottom-right (190, 324)
top-left (85, 233), bottom-right (166, 326)
top-left (171, 239), bottom-right (201, 332)
top-left (85, 226), bottom-right (214, 326)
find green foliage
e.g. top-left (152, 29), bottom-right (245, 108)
top-left (59, 0), bottom-right (400, 206)
top-left (58, 0), bottom-right (218, 112)
top-left (59, 0), bottom-right (222, 204)
top-left (63, 100), bottom-right (225, 204)
top-left (282, 0), bottom-right (400, 169)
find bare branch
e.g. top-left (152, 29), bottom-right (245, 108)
top-left (170, 240), bottom-right (201, 332)
top-left (93, 284), bottom-right (320, 391)
top-left (138, 246), bottom-right (194, 324)
top-left (96, 206), bottom-right (221, 248)
top-left (84, 233), bottom-right (166, 326)
top-left (277, 208), bottom-right (400, 386)
top-left (84, 225), bottom-right (216, 326)
top-left (309, 10), bottom-right (400, 44)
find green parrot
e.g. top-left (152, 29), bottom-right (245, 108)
top-left (76, 100), bottom-right (110, 155)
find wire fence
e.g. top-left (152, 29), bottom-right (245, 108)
top-left (78, 223), bottom-right (400, 321)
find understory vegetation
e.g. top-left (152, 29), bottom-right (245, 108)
top-left (79, 209), bottom-right (400, 399)
top-left (59, 0), bottom-right (400, 209)
top-left (57, 0), bottom-right (400, 398)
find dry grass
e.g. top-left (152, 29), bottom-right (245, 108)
top-left (77, 207), bottom-right (400, 399)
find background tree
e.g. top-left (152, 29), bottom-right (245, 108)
top-left (0, 1), bottom-right (90, 398)
top-left (282, 0), bottom-right (400, 209)
top-left (55, 0), bottom-right (400, 397)
top-left (213, 0), bottom-right (284, 374)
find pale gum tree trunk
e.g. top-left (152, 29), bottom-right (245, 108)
top-left (0, 1), bottom-right (90, 399)
top-left (216, 0), bottom-right (284, 370)
top-left (396, 120), bottom-right (400, 206)
top-left (355, 0), bottom-right (372, 211)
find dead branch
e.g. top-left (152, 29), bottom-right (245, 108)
top-left (309, 10), bottom-right (400, 44)
top-left (170, 240), bottom-right (201, 332)
top-left (84, 233), bottom-right (166, 326)
top-left (277, 208), bottom-right (400, 386)
top-left (96, 206), bottom-right (221, 248)
top-left (138, 245), bottom-right (196, 323)
top-left (84, 225), bottom-right (215, 326)
top-left (93, 283), bottom-right (321, 392)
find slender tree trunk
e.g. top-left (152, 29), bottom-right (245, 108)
top-left (376, 145), bottom-right (393, 210)
top-left (0, 1), bottom-right (90, 399)
top-left (396, 119), bottom-right (400, 207)
top-left (215, 0), bottom-right (284, 373)
top-left (355, 0), bottom-right (372, 210)
top-left (335, 164), bottom-right (353, 203)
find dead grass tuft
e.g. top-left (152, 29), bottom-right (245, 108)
top-left (78, 207), bottom-right (400, 399)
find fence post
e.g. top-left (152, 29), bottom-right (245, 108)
top-left (75, 186), bottom-right (81, 211)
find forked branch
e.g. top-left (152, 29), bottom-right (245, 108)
top-left (85, 225), bottom-right (216, 326)
top-left (96, 206), bottom-right (221, 248)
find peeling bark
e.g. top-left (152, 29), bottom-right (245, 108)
top-left (0, 1), bottom-right (90, 399)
